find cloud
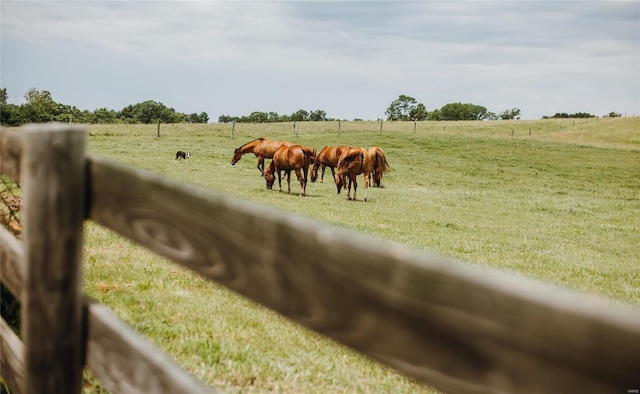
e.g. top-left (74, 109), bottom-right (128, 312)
top-left (1, 1), bottom-right (638, 119)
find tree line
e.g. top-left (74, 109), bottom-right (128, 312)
top-left (384, 95), bottom-right (523, 121)
top-left (2, 88), bottom-right (616, 126)
top-left (0, 88), bottom-right (209, 126)
top-left (218, 109), bottom-right (331, 123)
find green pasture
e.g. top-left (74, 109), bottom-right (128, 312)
top-left (81, 117), bottom-right (639, 393)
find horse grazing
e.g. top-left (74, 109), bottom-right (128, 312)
top-left (334, 147), bottom-right (375, 202)
top-left (263, 145), bottom-right (315, 196)
top-left (231, 137), bottom-right (293, 175)
top-left (368, 146), bottom-right (390, 187)
top-left (310, 145), bottom-right (350, 183)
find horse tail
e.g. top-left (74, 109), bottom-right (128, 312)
top-left (375, 148), bottom-right (390, 173)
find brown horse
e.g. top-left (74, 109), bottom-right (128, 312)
top-left (310, 145), bottom-right (350, 183)
top-left (334, 147), bottom-right (375, 202)
top-left (263, 145), bottom-right (315, 196)
top-left (231, 137), bottom-right (293, 175)
top-left (367, 146), bottom-right (390, 187)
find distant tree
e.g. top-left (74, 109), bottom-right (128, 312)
top-left (438, 102), bottom-right (488, 121)
top-left (606, 111), bottom-right (622, 118)
top-left (427, 108), bottom-right (443, 121)
top-left (410, 103), bottom-right (428, 121)
top-left (309, 109), bottom-right (327, 121)
top-left (197, 112), bottom-right (209, 123)
top-left (290, 109), bottom-right (309, 122)
top-left (118, 100), bottom-right (187, 124)
top-left (24, 88), bottom-right (61, 122)
top-left (385, 95), bottom-right (427, 121)
top-left (267, 112), bottom-right (281, 122)
top-left (91, 108), bottom-right (118, 124)
top-left (0, 88), bottom-right (7, 105)
top-left (485, 111), bottom-right (499, 121)
top-left (572, 112), bottom-right (594, 118)
top-left (500, 108), bottom-right (521, 120)
top-left (247, 111), bottom-right (268, 123)
top-left (546, 112), bottom-right (594, 119)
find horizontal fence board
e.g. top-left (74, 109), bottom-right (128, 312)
top-left (0, 227), bottom-right (215, 394)
top-left (0, 127), bottom-right (22, 182)
top-left (0, 226), bottom-right (23, 297)
top-left (86, 300), bottom-right (217, 394)
top-left (86, 154), bottom-right (640, 394)
top-left (0, 317), bottom-right (25, 394)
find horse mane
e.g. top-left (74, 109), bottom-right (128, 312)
top-left (238, 137), bottom-right (265, 149)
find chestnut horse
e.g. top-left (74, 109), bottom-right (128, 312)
top-left (231, 137), bottom-right (293, 175)
top-left (310, 145), bottom-right (350, 183)
top-left (263, 145), bottom-right (315, 196)
top-left (368, 146), bottom-right (390, 187)
top-left (334, 147), bottom-right (375, 202)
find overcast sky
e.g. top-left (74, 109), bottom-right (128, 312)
top-left (2, 1), bottom-right (638, 121)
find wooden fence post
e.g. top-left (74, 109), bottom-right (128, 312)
top-left (21, 124), bottom-right (86, 394)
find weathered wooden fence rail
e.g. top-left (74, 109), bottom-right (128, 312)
top-left (1, 124), bottom-right (639, 394)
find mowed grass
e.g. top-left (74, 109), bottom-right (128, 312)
top-left (82, 118), bottom-right (640, 393)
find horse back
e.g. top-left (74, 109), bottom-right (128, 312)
top-left (337, 147), bottom-right (367, 175)
top-left (274, 144), bottom-right (310, 171)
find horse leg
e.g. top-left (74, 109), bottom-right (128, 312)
top-left (295, 169), bottom-right (304, 196)
top-left (320, 164), bottom-right (326, 183)
top-left (286, 171), bottom-right (292, 194)
top-left (353, 176), bottom-right (358, 201)
top-left (277, 170), bottom-right (283, 192)
top-left (363, 173), bottom-right (369, 202)
top-left (257, 157), bottom-right (265, 176)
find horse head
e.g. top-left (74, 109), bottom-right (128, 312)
top-left (310, 155), bottom-right (321, 182)
top-left (231, 148), bottom-right (242, 165)
top-left (263, 162), bottom-right (276, 189)
top-left (334, 170), bottom-right (346, 194)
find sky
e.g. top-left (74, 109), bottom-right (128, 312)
top-left (1, 1), bottom-right (639, 121)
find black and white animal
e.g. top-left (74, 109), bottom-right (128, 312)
top-left (175, 150), bottom-right (191, 162)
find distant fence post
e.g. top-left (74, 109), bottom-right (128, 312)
top-left (414, 121), bottom-right (417, 134)
top-left (380, 120), bottom-right (383, 133)
top-left (231, 121), bottom-right (235, 138)
top-left (21, 124), bottom-right (86, 394)
top-left (157, 119), bottom-right (161, 137)
top-left (338, 119), bottom-right (341, 134)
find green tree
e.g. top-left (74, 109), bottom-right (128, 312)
top-left (0, 88), bottom-right (7, 105)
top-left (499, 108), bottom-right (521, 120)
top-left (24, 88), bottom-right (61, 122)
top-left (309, 109), bottom-right (327, 121)
top-left (385, 95), bottom-right (427, 121)
top-left (290, 109), bottom-right (309, 122)
top-left (439, 102), bottom-right (488, 121)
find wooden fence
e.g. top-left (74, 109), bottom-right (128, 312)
top-left (1, 124), bottom-right (639, 394)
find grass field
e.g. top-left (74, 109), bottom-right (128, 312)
top-left (80, 117), bottom-right (639, 393)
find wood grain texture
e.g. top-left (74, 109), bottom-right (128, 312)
top-left (0, 225), bottom-right (23, 298)
top-left (87, 153), bottom-right (640, 394)
top-left (0, 227), bottom-right (214, 393)
top-left (85, 299), bottom-right (217, 394)
top-left (0, 317), bottom-right (24, 394)
top-left (0, 127), bottom-right (23, 183)
top-left (20, 124), bottom-right (86, 394)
